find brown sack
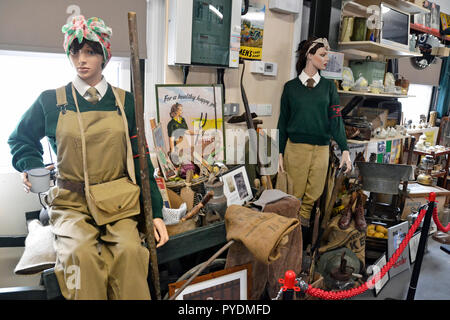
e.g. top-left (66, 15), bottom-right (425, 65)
top-left (264, 197), bottom-right (302, 299)
top-left (225, 205), bottom-right (299, 264)
top-left (319, 214), bottom-right (366, 266)
top-left (225, 200), bottom-right (301, 299)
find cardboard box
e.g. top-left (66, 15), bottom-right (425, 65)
top-left (401, 183), bottom-right (450, 220)
top-left (409, 0), bottom-right (425, 7)
top-left (431, 47), bottom-right (450, 57)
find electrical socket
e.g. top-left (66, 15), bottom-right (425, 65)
top-left (224, 103), bottom-right (240, 116)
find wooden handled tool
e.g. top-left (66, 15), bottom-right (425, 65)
top-left (128, 11), bottom-right (161, 300)
top-left (181, 191), bottom-right (214, 222)
top-left (180, 169), bottom-right (195, 211)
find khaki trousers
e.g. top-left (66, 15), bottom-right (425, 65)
top-left (284, 140), bottom-right (329, 226)
top-left (49, 199), bottom-right (150, 300)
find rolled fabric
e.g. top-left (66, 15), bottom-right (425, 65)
top-left (225, 205), bottom-right (299, 264)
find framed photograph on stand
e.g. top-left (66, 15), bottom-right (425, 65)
top-left (169, 264), bottom-right (252, 300)
top-left (219, 165), bottom-right (253, 206)
top-left (387, 221), bottom-right (410, 279)
top-left (371, 253), bottom-right (390, 297)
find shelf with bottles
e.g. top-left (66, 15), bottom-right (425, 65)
top-left (338, 41), bottom-right (422, 59)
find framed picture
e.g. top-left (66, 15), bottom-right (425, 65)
top-left (155, 84), bottom-right (225, 167)
top-left (219, 165), bottom-right (253, 206)
top-left (409, 231), bottom-right (421, 264)
top-left (371, 253), bottom-right (390, 297)
top-left (387, 221), bottom-right (410, 279)
top-left (152, 124), bottom-right (177, 180)
top-left (169, 264), bottom-right (252, 300)
top-left (320, 51), bottom-right (344, 80)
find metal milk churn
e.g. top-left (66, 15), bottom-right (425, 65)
top-left (203, 180), bottom-right (228, 219)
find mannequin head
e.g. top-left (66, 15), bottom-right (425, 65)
top-left (296, 38), bottom-right (330, 76)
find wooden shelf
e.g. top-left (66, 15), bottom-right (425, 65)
top-left (343, 0), bottom-right (429, 16)
top-left (382, 0), bottom-right (430, 14)
top-left (339, 41), bottom-right (422, 58)
top-left (338, 89), bottom-right (414, 98)
top-left (348, 135), bottom-right (408, 145)
top-left (342, 1), bottom-right (371, 17)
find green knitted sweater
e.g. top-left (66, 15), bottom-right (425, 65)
top-left (8, 82), bottom-right (163, 219)
top-left (277, 77), bottom-right (349, 154)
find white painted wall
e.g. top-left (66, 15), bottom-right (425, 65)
top-left (434, 0), bottom-right (450, 15)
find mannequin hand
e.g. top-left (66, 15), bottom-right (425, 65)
top-left (21, 164), bottom-right (55, 193)
top-left (340, 150), bottom-right (352, 174)
top-left (278, 153), bottom-right (285, 173)
top-left (153, 218), bottom-right (169, 248)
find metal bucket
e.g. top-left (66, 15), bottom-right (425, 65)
top-left (356, 162), bottom-right (412, 195)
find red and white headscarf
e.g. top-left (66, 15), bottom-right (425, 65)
top-left (62, 15), bottom-right (113, 66)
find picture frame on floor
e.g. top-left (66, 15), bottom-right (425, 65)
top-left (371, 252), bottom-right (390, 297)
top-left (409, 231), bottom-right (421, 264)
top-left (168, 264), bottom-right (252, 300)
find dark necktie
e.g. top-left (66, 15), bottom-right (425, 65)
top-left (306, 78), bottom-right (315, 88)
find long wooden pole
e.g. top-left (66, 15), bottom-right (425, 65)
top-left (128, 11), bottom-right (161, 300)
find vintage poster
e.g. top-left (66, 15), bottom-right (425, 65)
top-left (155, 85), bottom-right (225, 168)
top-left (240, 3), bottom-right (265, 60)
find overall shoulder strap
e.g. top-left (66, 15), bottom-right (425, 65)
top-left (111, 86), bottom-right (136, 184)
top-left (55, 86), bottom-right (67, 106)
top-left (111, 86), bottom-right (126, 108)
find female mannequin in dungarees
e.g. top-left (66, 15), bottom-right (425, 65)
top-left (8, 16), bottom-right (168, 300)
top-left (277, 38), bottom-right (352, 246)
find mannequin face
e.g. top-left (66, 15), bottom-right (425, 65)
top-left (69, 43), bottom-right (103, 86)
top-left (308, 47), bottom-right (329, 71)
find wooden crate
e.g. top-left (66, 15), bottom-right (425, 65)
top-left (401, 183), bottom-right (450, 220)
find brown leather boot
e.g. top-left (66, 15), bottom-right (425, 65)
top-left (338, 192), bottom-right (357, 230)
top-left (353, 196), bottom-right (367, 232)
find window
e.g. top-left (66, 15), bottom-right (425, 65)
top-left (399, 84), bottom-right (434, 124)
top-left (0, 50), bottom-right (130, 173)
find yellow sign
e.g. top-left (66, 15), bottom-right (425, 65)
top-left (239, 46), bottom-right (262, 60)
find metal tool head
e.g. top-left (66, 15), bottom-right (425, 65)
top-left (356, 162), bottom-right (413, 195)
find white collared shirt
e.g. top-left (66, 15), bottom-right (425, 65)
top-left (299, 70), bottom-right (321, 88)
top-left (72, 76), bottom-right (108, 101)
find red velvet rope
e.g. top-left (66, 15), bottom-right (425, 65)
top-left (305, 205), bottom-right (429, 300)
top-left (432, 207), bottom-right (450, 233)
